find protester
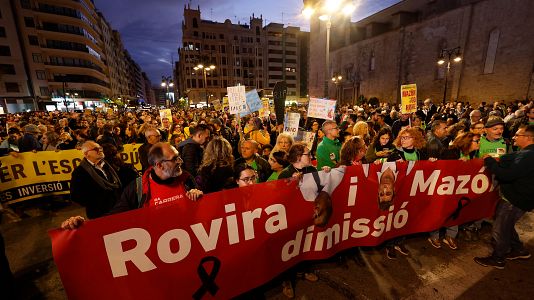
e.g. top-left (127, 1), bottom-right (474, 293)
top-left (365, 127), bottom-right (394, 163)
top-left (41, 131), bottom-right (60, 151)
top-left (139, 127), bottom-right (161, 172)
top-left (18, 124), bottom-right (41, 152)
top-left (474, 125), bottom-right (534, 269)
top-left (70, 141), bottom-right (122, 219)
top-left (267, 151), bottom-right (290, 181)
top-left (177, 124), bottom-right (210, 177)
top-left (316, 120), bottom-right (342, 168)
top-left (234, 139), bottom-right (271, 183)
top-left (338, 136), bottom-right (367, 166)
top-left (196, 137), bottom-right (235, 193)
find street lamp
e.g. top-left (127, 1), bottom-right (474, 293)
top-left (303, 0), bottom-right (355, 99)
top-left (331, 75), bottom-right (342, 101)
top-left (194, 64), bottom-right (216, 106)
top-left (161, 76), bottom-right (174, 107)
top-left (437, 47), bottom-right (462, 105)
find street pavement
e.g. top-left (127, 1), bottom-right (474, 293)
top-left (2, 201), bottom-right (533, 300)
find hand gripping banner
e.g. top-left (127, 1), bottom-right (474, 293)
top-left (49, 160), bottom-right (500, 299)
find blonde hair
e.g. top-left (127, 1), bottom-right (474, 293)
top-left (352, 121), bottom-right (369, 138)
top-left (200, 137), bottom-right (234, 170)
top-left (272, 132), bottom-right (294, 153)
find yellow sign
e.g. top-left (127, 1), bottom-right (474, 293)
top-left (400, 84), bottom-right (417, 114)
top-left (0, 145), bottom-right (142, 205)
top-left (159, 109), bottom-right (172, 124)
top-left (222, 97), bottom-right (229, 111)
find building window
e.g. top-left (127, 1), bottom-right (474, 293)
top-left (0, 64), bottom-right (16, 75)
top-left (32, 53), bottom-right (43, 63)
top-left (5, 82), bottom-right (20, 93)
top-left (40, 86), bottom-right (50, 96)
top-left (20, 0), bottom-right (31, 9)
top-left (28, 35), bottom-right (39, 45)
top-left (484, 28), bottom-right (500, 74)
top-left (0, 45), bottom-right (10, 56)
top-left (193, 18), bottom-right (198, 28)
top-left (193, 31), bottom-right (198, 37)
top-left (369, 51), bottom-right (375, 71)
top-left (0, 26), bottom-right (6, 37)
top-left (24, 17), bottom-right (35, 27)
top-left (36, 70), bottom-right (46, 80)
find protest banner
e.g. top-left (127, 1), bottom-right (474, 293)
top-left (120, 144), bottom-right (142, 172)
top-left (50, 160), bottom-right (499, 300)
top-left (159, 109), bottom-right (172, 124)
top-left (284, 112), bottom-right (300, 137)
top-left (239, 89), bottom-right (263, 117)
top-left (227, 85), bottom-right (247, 115)
top-left (400, 84), bottom-right (417, 114)
top-left (0, 145), bottom-right (142, 204)
top-left (307, 98), bottom-right (336, 120)
top-left (0, 150), bottom-right (83, 204)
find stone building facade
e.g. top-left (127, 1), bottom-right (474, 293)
top-left (307, 0), bottom-right (534, 105)
top-left (177, 4), bottom-right (309, 105)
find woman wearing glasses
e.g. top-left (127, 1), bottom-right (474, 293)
top-left (383, 127), bottom-right (427, 259)
top-left (388, 127), bottom-right (428, 162)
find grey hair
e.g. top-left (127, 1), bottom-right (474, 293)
top-left (144, 128), bottom-right (159, 138)
top-left (147, 142), bottom-right (169, 166)
top-left (321, 120), bottom-right (337, 132)
top-left (81, 140), bottom-right (98, 153)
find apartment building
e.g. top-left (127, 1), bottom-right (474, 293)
top-left (0, 0), bottom-right (147, 112)
top-left (177, 4), bottom-right (309, 105)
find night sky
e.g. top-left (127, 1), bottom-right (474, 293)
top-left (93, 0), bottom-right (400, 85)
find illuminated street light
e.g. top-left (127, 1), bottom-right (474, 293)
top-left (437, 47), bottom-right (462, 105)
top-left (161, 75), bottom-right (174, 107)
top-left (303, 1), bottom-right (356, 99)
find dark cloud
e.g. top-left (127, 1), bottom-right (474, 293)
top-left (93, 0), bottom-right (400, 84)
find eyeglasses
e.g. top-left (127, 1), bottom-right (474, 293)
top-left (160, 155), bottom-right (182, 164)
top-left (301, 152), bottom-right (311, 156)
top-left (329, 127), bottom-right (339, 131)
top-left (473, 127), bottom-right (485, 130)
top-left (514, 134), bottom-right (533, 138)
top-left (148, 134), bottom-right (161, 138)
top-left (239, 175), bottom-right (257, 183)
top-left (86, 146), bottom-right (103, 153)
top-left (472, 139), bottom-right (480, 143)
top-left (400, 136), bottom-right (413, 140)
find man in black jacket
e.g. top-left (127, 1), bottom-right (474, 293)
top-left (70, 141), bottom-right (122, 219)
top-left (177, 124), bottom-right (210, 177)
top-left (474, 125), bottom-right (534, 269)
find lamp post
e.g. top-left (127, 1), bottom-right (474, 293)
top-left (194, 64), bottom-right (216, 106)
top-left (331, 75), bottom-right (342, 102)
top-left (437, 47), bottom-right (462, 106)
top-left (161, 76), bottom-right (174, 107)
top-left (303, 0), bottom-right (355, 99)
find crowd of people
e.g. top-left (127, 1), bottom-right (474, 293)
top-left (1, 97), bottom-right (534, 298)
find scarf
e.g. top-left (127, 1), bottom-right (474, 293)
top-left (80, 158), bottom-right (121, 191)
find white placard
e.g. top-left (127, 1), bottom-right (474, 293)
top-left (227, 85), bottom-right (247, 114)
top-left (307, 98), bottom-right (337, 120)
top-left (283, 112), bottom-right (300, 137)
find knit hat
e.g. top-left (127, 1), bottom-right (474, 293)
top-left (485, 117), bottom-right (505, 128)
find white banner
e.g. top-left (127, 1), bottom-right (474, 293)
top-left (283, 112), bottom-right (300, 137)
top-left (307, 98), bottom-right (336, 120)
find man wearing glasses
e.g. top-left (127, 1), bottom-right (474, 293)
top-left (70, 141), bottom-right (122, 219)
top-left (474, 125), bottom-right (534, 269)
top-left (62, 143), bottom-right (202, 229)
top-left (316, 120), bottom-right (341, 169)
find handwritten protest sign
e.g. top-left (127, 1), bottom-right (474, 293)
top-left (400, 84), bottom-right (417, 114)
top-left (284, 113), bottom-right (300, 137)
top-left (227, 86), bottom-right (247, 114)
top-left (307, 98), bottom-right (336, 120)
top-left (239, 90), bottom-right (263, 117)
top-left (212, 99), bottom-right (222, 111)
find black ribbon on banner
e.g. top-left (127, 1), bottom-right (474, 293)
top-left (446, 197), bottom-right (471, 222)
top-left (192, 256), bottom-right (221, 300)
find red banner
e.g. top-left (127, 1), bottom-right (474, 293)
top-left (49, 160), bottom-right (499, 299)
